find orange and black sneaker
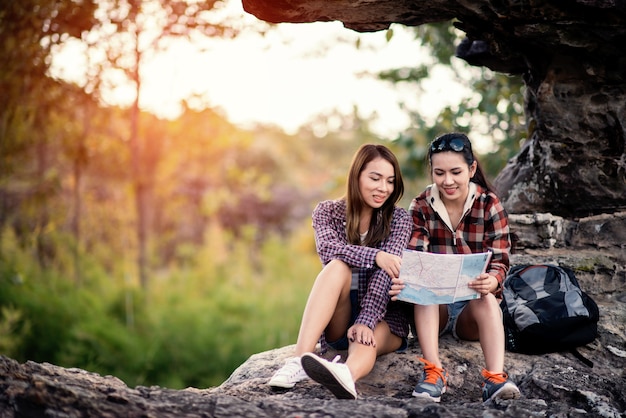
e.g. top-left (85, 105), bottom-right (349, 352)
top-left (481, 369), bottom-right (521, 404)
top-left (412, 358), bottom-right (448, 402)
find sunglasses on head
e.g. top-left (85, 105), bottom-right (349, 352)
top-left (429, 136), bottom-right (469, 153)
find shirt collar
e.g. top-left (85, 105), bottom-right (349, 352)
top-left (428, 182), bottom-right (477, 230)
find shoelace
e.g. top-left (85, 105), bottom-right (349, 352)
top-left (278, 358), bottom-right (303, 378)
top-left (419, 357), bottom-right (446, 385)
top-left (330, 355), bottom-right (342, 363)
top-left (481, 369), bottom-right (508, 384)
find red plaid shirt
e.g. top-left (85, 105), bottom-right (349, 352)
top-left (407, 183), bottom-right (511, 291)
top-left (312, 199), bottom-right (412, 352)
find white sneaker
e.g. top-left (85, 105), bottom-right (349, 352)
top-left (301, 353), bottom-right (357, 399)
top-left (268, 357), bottom-right (308, 389)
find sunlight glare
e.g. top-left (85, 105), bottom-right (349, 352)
top-left (47, 1), bottom-right (472, 139)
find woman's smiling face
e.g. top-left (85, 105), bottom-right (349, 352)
top-left (431, 151), bottom-right (477, 205)
top-left (359, 157), bottom-right (395, 210)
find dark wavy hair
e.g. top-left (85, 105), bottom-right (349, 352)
top-left (345, 144), bottom-right (404, 247)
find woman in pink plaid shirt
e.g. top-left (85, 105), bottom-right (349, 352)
top-left (391, 133), bottom-right (521, 404)
top-left (268, 144), bottom-right (412, 399)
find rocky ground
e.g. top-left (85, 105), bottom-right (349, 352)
top-left (0, 213), bottom-right (624, 417)
top-left (214, 246), bottom-right (625, 417)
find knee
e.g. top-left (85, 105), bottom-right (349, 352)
top-left (484, 293), bottom-right (501, 310)
top-left (471, 294), bottom-right (501, 319)
top-left (320, 259), bottom-right (352, 281)
top-left (325, 259), bottom-right (351, 273)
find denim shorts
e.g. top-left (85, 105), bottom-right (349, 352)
top-left (327, 289), bottom-right (408, 352)
top-left (439, 300), bottom-right (469, 340)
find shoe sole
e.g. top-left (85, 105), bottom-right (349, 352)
top-left (301, 354), bottom-right (357, 400)
top-left (483, 383), bottom-right (521, 404)
top-left (412, 390), bottom-right (442, 402)
top-left (411, 386), bottom-right (446, 402)
top-left (268, 380), bottom-right (296, 389)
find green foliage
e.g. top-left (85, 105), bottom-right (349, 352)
top-left (0, 224), bottom-right (318, 389)
top-left (0, 306), bottom-right (28, 355)
top-left (0, 0), bottom-right (97, 187)
top-left (0, 28), bottom-right (366, 386)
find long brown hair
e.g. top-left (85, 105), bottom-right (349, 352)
top-left (345, 144), bottom-right (404, 247)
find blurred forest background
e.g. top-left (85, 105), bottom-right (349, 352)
top-left (0, 0), bottom-right (525, 389)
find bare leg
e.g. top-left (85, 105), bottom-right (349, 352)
top-left (413, 304), bottom-right (446, 368)
top-left (456, 294), bottom-right (505, 372)
top-left (345, 320), bottom-right (401, 381)
top-left (294, 259), bottom-right (352, 356)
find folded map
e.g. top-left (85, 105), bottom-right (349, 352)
top-left (396, 250), bottom-right (492, 305)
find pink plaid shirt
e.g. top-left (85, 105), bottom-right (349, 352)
top-left (312, 199), bottom-right (412, 352)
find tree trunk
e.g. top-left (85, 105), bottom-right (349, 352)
top-left (131, 67), bottom-right (149, 291)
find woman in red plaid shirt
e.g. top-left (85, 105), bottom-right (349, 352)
top-left (268, 144), bottom-right (412, 399)
top-left (391, 133), bottom-right (521, 404)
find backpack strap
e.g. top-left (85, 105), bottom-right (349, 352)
top-left (570, 347), bottom-right (594, 368)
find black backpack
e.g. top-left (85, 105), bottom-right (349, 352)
top-left (500, 264), bottom-right (600, 366)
